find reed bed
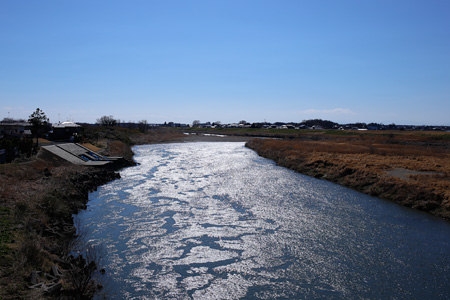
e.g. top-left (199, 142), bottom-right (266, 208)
top-left (246, 132), bottom-right (450, 219)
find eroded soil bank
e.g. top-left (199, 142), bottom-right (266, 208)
top-left (246, 137), bottom-right (450, 220)
top-left (0, 161), bottom-right (124, 299)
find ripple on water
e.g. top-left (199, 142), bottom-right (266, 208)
top-left (78, 142), bottom-right (450, 300)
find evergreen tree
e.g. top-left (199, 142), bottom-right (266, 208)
top-left (28, 108), bottom-right (49, 147)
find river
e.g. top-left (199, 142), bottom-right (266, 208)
top-left (76, 142), bottom-right (450, 299)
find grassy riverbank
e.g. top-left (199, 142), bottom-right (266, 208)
top-left (0, 162), bottom-right (120, 299)
top-left (246, 131), bottom-right (450, 219)
top-left (3, 126), bottom-right (448, 297)
top-left (0, 127), bottom-right (183, 299)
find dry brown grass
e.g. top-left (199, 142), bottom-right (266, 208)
top-left (129, 128), bottom-right (185, 145)
top-left (247, 131), bottom-right (450, 219)
top-left (106, 140), bottom-right (134, 159)
top-left (81, 143), bottom-right (101, 152)
top-left (83, 127), bottom-right (184, 160)
top-left (0, 159), bottom-right (119, 299)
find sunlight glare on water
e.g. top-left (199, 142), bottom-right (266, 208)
top-left (77, 142), bottom-right (450, 299)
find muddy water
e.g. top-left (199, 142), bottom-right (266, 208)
top-left (76, 142), bottom-right (450, 299)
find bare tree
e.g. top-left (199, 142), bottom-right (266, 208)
top-left (192, 120), bottom-right (200, 127)
top-left (138, 120), bottom-right (148, 133)
top-left (96, 115), bottom-right (117, 126)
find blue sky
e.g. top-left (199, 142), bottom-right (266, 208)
top-left (1, 0), bottom-right (449, 125)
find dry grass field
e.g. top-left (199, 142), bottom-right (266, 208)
top-left (246, 131), bottom-right (450, 219)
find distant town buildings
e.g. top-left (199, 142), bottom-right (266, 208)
top-left (189, 121), bottom-right (450, 131)
top-left (1, 114), bottom-right (450, 165)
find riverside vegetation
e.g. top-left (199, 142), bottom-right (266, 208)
top-left (245, 130), bottom-right (450, 220)
top-left (0, 126), bottom-right (184, 299)
top-left (186, 126), bottom-right (450, 219)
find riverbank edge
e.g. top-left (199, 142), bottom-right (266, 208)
top-left (0, 162), bottom-right (136, 298)
top-left (245, 140), bottom-right (450, 220)
top-left (0, 164), bottom-right (134, 299)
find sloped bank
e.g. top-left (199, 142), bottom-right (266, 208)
top-left (246, 139), bottom-right (450, 220)
top-left (0, 162), bottom-right (130, 299)
top-left (1, 127), bottom-right (184, 299)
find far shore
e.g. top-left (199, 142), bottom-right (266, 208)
top-left (178, 132), bottom-right (254, 143)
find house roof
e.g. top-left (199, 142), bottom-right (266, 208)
top-left (39, 143), bottom-right (126, 168)
top-left (40, 143), bottom-right (110, 166)
top-left (53, 121), bottom-right (81, 128)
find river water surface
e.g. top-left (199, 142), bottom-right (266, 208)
top-left (76, 142), bottom-right (450, 299)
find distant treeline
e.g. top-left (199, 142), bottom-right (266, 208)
top-left (81, 115), bottom-right (450, 132)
